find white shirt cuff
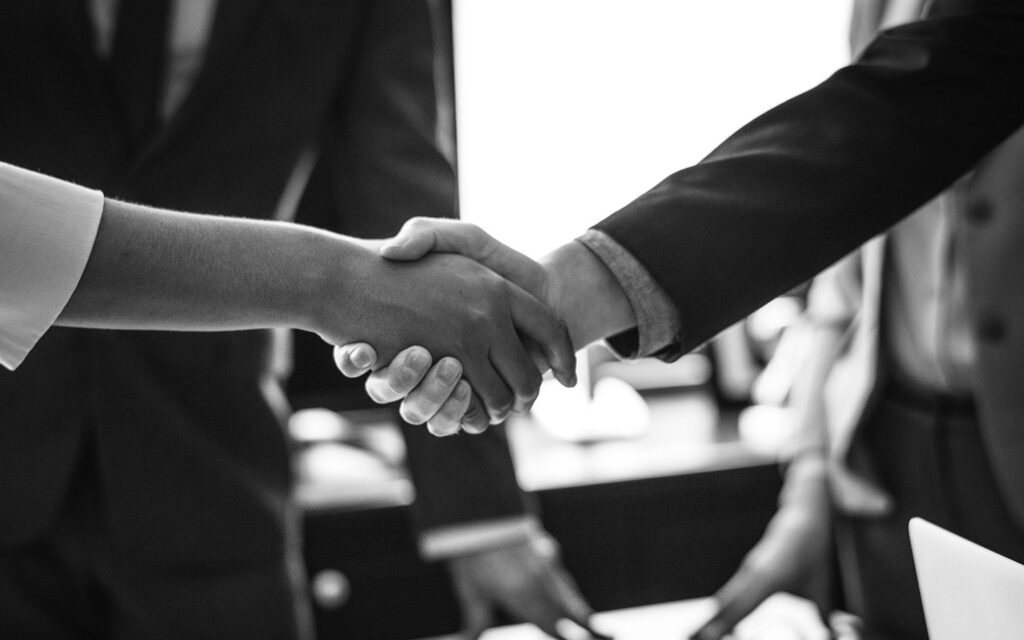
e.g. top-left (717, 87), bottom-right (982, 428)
top-left (0, 163), bottom-right (104, 370)
top-left (577, 229), bottom-right (682, 358)
top-left (417, 515), bottom-right (542, 560)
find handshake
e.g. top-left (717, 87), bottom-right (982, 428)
top-left (318, 217), bottom-right (637, 437)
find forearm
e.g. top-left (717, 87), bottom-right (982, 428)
top-left (596, 8), bottom-right (1024, 350)
top-left (59, 198), bottom-right (344, 336)
top-left (787, 323), bottom-right (847, 446)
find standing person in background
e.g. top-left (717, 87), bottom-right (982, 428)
top-left (687, 1), bottom-right (1024, 637)
top-left (0, 2), bottom-right (591, 639)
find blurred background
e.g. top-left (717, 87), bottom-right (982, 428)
top-left (296, 2), bottom-right (854, 638)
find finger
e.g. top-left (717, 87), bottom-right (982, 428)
top-left (523, 615), bottom-right (570, 640)
top-left (805, 560), bottom-right (835, 625)
top-left (332, 343), bottom-right (377, 377)
top-left (425, 379), bottom-right (473, 437)
top-left (506, 283), bottom-right (577, 388)
top-left (501, 596), bottom-right (567, 640)
top-left (400, 356), bottom-right (463, 425)
top-left (530, 555), bottom-right (612, 640)
top-left (524, 338), bottom-right (550, 377)
top-left (460, 392), bottom-right (490, 434)
top-left (547, 567), bottom-right (598, 633)
top-left (490, 566), bottom-right (571, 639)
top-left (365, 346), bottom-right (433, 405)
top-left (451, 568), bottom-right (493, 640)
top-left (461, 357), bottom-right (515, 425)
top-left (690, 565), bottom-right (776, 640)
top-left (487, 341), bottom-right (542, 415)
top-left (381, 218), bottom-right (493, 264)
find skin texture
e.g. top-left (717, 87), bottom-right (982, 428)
top-left (335, 217), bottom-right (635, 433)
top-left (59, 201), bottom-right (575, 425)
top-left (448, 536), bottom-right (611, 640)
top-left (60, 201), bottom-right (590, 640)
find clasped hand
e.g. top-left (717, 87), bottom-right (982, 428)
top-left (329, 223), bottom-right (576, 434)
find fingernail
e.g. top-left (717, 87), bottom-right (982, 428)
top-left (461, 421), bottom-right (488, 435)
top-left (405, 349), bottom-right (431, 370)
top-left (380, 239), bottom-right (407, 255)
top-left (437, 358), bottom-right (461, 385)
top-left (429, 424), bottom-right (458, 437)
top-left (351, 348), bottom-right (372, 368)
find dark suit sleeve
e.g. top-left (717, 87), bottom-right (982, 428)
top-left (594, 2), bottom-right (1024, 355)
top-left (293, 0), bottom-right (530, 536)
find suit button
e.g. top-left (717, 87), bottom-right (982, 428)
top-left (964, 199), bottom-right (993, 223)
top-left (311, 569), bottom-right (351, 610)
top-left (976, 314), bottom-right (1007, 343)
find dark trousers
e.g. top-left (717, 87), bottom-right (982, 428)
top-left (836, 379), bottom-right (1024, 639)
top-left (0, 430), bottom-right (313, 640)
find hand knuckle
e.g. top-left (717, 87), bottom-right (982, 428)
top-left (523, 373), bottom-right (542, 398)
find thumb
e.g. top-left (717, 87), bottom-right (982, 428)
top-left (381, 218), bottom-right (550, 300)
top-left (451, 571), bottom-right (493, 640)
top-left (333, 343), bottom-right (378, 377)
top-left (380, 218), bottom-right (443, 260)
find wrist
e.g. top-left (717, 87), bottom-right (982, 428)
top-left (297, 230), bottom-right (371, 342)
top-left (541, 241), bottom-right (636, 350)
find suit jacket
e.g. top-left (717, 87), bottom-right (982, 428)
top-left (0, 0), bottom-right (526, 565)
top-left (803, 120), bottom-right (1024, 521)
top-left (594, 0), bottom-right (1024, 527)
top-left (795, 0), bottom-right (1024, 523)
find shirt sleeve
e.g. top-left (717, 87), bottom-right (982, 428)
top-left (0, 163), bottom-right (104, 370)
top-left (417, 514), bottom-right (542, 560)
top-left (576, 229), bottom-right (684, 360)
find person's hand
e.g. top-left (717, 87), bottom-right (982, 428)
top-left (690, 456), bottom-right (833, 640)
top-left (333, 220), bottom-right (574, 433)
top-left (315, 237), bottom-right (574, 425)
top-left (334, 343), bottom-right (491, 435)
top-left (334, 219), bottom-right (637, 433)
top-left (447, 535), bottom-right (610, 640)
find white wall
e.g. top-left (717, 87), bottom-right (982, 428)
top-left (454, 0), bottom-right (854, 258)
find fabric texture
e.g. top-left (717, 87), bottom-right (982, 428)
top-left (0, 2), bottom-right (528, 637)
top-left (0, 164), bottom-right (103, 371)
top-left (592, 0), bottom-right (1024, 527)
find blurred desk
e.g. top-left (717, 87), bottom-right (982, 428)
top-left (509, 385), bottom-right (775, 491)
top-left (418, 594), bottom-right (827, 640)
top-left (298, 389), bottom-right (785, 640)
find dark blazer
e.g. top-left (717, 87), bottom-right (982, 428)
top-left (0, 0), bottom-right (526, 569)
top-left (594, 0), bottom-right (1024, 525)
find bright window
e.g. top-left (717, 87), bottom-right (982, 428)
top-left (454, 0), bottom-right (854, 257)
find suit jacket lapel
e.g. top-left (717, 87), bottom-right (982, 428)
top-left (58, 0), bottom-right (111, 109)
top-left (129, 0), bottom-right (269, 170)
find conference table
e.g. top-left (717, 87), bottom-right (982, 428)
top-left (418, 593), bottom-right (828, 640)
top-left (296, 377), bottom-right (796, 639)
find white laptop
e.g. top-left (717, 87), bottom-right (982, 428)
top-left (909, 517), bottom-right (1024, 639)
